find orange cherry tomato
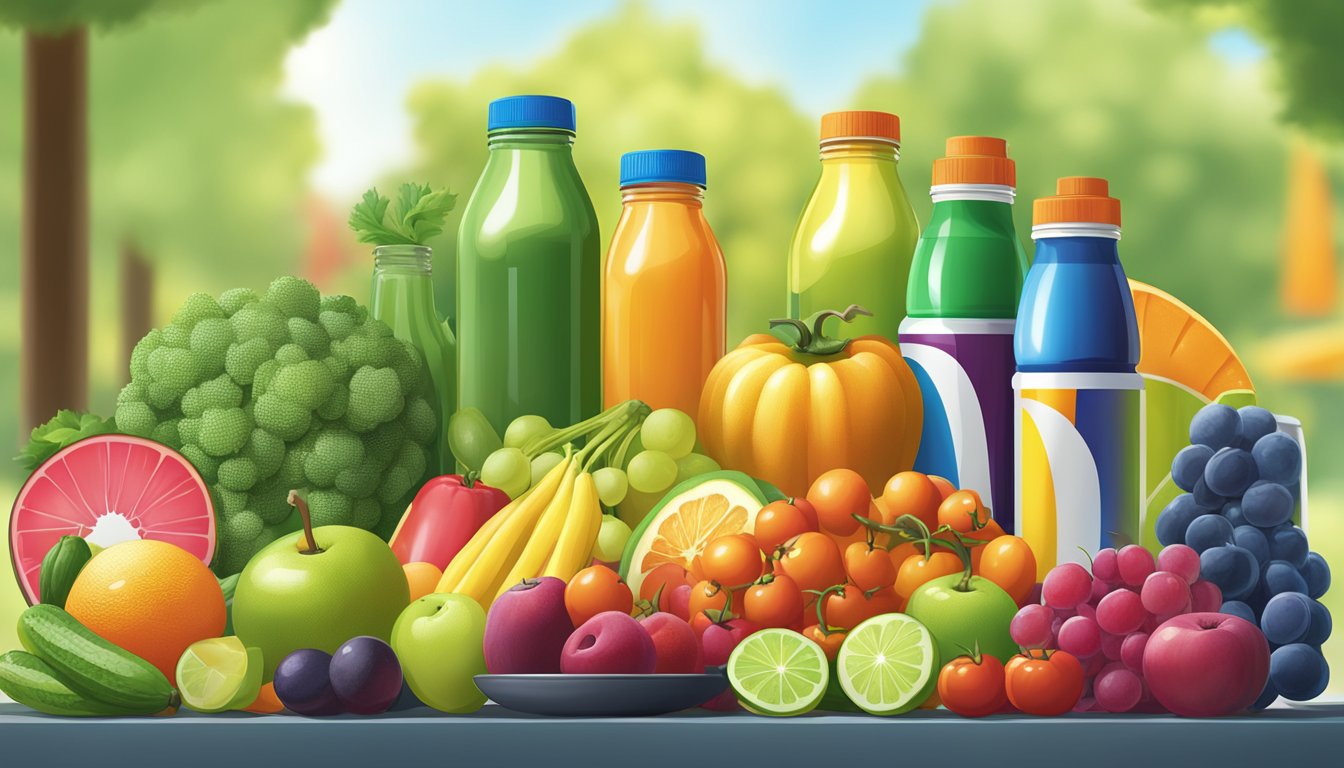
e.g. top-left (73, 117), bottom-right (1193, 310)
top-left (821, 584), bottom-right (877, 631)
top-left (928, 475), bottom-right (957, 500)
top-left (1005, 651), bottom-right (1085, 716)
top-left (894, 550), bottom-right (963, 602)
top-left (938, 489), bottom-right (989, 534)
top-left (743, 573), bottom-right (805, 629)
top-left (802, 624), bottom-right (846, 659)
top-left (844, 541), bottom-right (898, 591)
top-left (806, 469), bottom-right (871, 537)
top-left (700, 534), bottom-right (764, 587)
top-left (639, 563), bottom-right (691, 611)
top-left (882, 471), bottom-right (942, 530)
top-left (778, 532), bottom-right (847, 594)
top-left (937, 652), bottom-right (1008, 718)
top-left (754, 499), bottom-right (820, 557)
top-left (888, 541), bottom-right (920, 571)
top-left (977, 535), bottom-right (1037, 604)
top-left (965, 518), bottom-right (1006, 571)
top-left (688, 579), bottom-right (728, 619)
top-left (565, 565), bottom-right (634, 626)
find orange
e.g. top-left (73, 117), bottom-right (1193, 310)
top-left (630, 492), bottom-right (750, 596)
top-left (403, 561), bottom-right (443, 602)
top-left (65, 539), bottom-right (225, 684)
top-left (1130, 279), bottom-right (1253, 400)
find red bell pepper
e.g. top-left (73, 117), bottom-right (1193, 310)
top-left (389, 474), bottom-right (511, 569)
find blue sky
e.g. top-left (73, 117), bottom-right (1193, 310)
top-left (283, 0), bottom-right (1265, 197)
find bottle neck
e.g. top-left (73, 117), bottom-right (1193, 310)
top-left (930, 183), bottom-right (1016, 205)
top-left (818, 138), bottom-right (900, 163)
top-left (1032, 222), bottom-right (1121, 241)
top-left (619, 182), bottom-right (704, 207)
top-left (486, 128), bottom-right (576, 151)
top-left (373, 244), bottom-right (433, 276)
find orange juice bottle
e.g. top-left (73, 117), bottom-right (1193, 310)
top-left (603, 150), bottom-right (726, 414)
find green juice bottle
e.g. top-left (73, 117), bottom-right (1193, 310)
top-left (788, 110), bottom-right (920, 340)
top-left (370, 244), bottom-right (456, 475)
top-left (456, 95), bottom-right (601, 435)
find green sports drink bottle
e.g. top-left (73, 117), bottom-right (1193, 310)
top-left (456, 95), bottom-right (601, 436)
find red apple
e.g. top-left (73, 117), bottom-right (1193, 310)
top-left (698, 618), bottom-right (759, 711)
top-left (560, 611), bottom-right (656, 674)
top-left (640, 612), bottom-right (703, 673)
top-left (1142, 612), bottom-right (1269, 717)
top-left (484, 577), bottom-right (573, 674)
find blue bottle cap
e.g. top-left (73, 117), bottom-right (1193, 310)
top-left (619, 149), bottom-right (707, 188)
top-left (487, 95), bottom-right (576, 132)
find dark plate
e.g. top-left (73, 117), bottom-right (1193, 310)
top-left (474, 670), bottom-right (728, 717)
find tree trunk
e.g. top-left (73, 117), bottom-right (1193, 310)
top-left (21, 28), bottom-right (88, 436)
top-left (119, 239), bottom-right (154, 374)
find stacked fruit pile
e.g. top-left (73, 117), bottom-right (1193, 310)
top-left (1156, 403), bottom-right (1332, 704)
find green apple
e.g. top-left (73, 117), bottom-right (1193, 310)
top-left (392, 593), bottom-right (487, 713)
top-left (232, 494), bottom-right (409, 680)
top-left (904, 573), bottom-right (1020, 664)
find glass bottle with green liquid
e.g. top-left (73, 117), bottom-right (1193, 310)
top-left (788, 110), bottom-right (920, 340)
top-left (457, 95), bottom-right (601, 436)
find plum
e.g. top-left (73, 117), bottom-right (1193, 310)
top-left (484, 577), bottom-right (573, 674)
top-left (561, 611), bottom-right (655, 674)
top-left (274, 649), bottom-right (343, 716)
top-left (329, 636), bottom-right (403, 715)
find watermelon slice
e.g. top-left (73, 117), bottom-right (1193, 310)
top-left (9, 434), bottom-right (216, 605)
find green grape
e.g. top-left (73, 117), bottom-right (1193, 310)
top-left (675, 452), bottom-right (721, 483)
top-left (593, 466), bottom-right (629, 507)
top-left (447, 407), bottom-right (502, 472)
top-left (481, 446), bottom-right (531, 499)
top-left (503, 414), bottom-right (552, 450)
top-left (640, 408), bottom-right (696, 459)
top-left (530, 452), bottom-right (564, 487)
top-left (627, 450), bottom-right (677, 494)
top-left (621, 432), bottom-right (645, 470)
top-left (592, 515), bottom-right (633, 563)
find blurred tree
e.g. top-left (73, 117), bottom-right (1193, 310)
top-left (1157, 0), bottom-right (1344, 138)
top-left (1280, 142), bottom-right (1337, 317)
top-left (853, 0), bottom-right (1288, 340)
top-left (400, 2), bottom-right (816, 343)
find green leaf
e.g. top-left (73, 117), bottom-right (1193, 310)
top-left (348, 183), bottom-right (455, 246)
top-left (15, 410), bottom-right (117, 472)
top-left (347, 187), bottom-right (403, 246)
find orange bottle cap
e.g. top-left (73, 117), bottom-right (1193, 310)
top-left (820, 110), bottom-right (900, 144)
top-left (1032, 176), bottom-right (1121, 226)
top-left (931, 136), bottom-right (1015, 187)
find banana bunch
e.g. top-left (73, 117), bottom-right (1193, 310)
top-left (436, 450), bottom-right (603, 609)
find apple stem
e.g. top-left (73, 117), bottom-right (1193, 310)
top-left (287, 490), bottom-right (323, 555)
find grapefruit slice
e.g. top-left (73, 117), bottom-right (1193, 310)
top-left (618, 471), bottom-right (782, 597)
top-left (10, 434), bottom-right (216, 605)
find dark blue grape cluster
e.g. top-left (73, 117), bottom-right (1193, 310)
top-left (1156, 403), bottom-right (1331, 706)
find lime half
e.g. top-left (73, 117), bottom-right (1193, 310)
top-left (837, 613), bottom-right (938, 716)
top-left (727, 628), bottom-right (829, 716)
top-left (176, 636), bottom-right (263, 714)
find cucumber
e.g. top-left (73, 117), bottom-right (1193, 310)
top-left (0, 650), bottom-right (133, 717)
top-left (38, 535), bottom-right (92, 608)
top-left (17, 604), bottom-right (178, 714)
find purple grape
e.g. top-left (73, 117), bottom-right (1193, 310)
top-left (1221, 500), bottom-right (1248, 527)
top-left (1097, 589), bottom-right (1146, 635)
top-left (1231, 525), bottom-right (1269, 565)
top-left (1120, 632), bottom-right (1148, 670)
top-left (1185, 513), bottom-right (1234, 554)
top-left (1237, 406), bottom-right (1278, 447)
top-left (329, 636), bottom-right (403, 715)
top-left (1304, 600), bottom-right (1332, 647)
top-left (1268, 526), bottom-right (1308, 569)
top-left (1203, 447), bottom-right (1258, 497)
top-left (1252, 432), bottom-right (1301, 485)
top-left (1301, 552), bottom-right (1331, 600)
top-left (1270, 644), bottom-right (1329, 702)
top-left (1116, 545), bottom-right (1155, 587)
top-left (1219, 600), bottom-right (1257, 625)
top-left (1010, 603), bottom-right (1054, 649)
top-left (1058, 616), bottom-right (1102, 657)
top-left (274, 649), bottom-right (344, 716)
top-left (1155, 495), bottom-right (1204, 547)
top-left (1261, 592), bottom-right (1312, 645)
top-left (1263, 560), bottom-right (1309, 597)
top-left (1092, 547), bottom-right (1120, 582)
top-left (1095, 662), bottom-right (1142, 713)
top-left (1249, 680), bottom-right (1279, 711)
top-left (1171, 444), bottom-right (1214, 493)
top-left (1200, 545), bottom-right (1260, 601)
top-left (1141, 571), bottom-right (1191, 616)
top-left (1157, 544), bottom-right (1201, 585)
top-left (1190, 403), bottom-right (1241, 450)
top-left (1043, 562), bottom-right (1093, 609)
top-left (1241, 482), bottom-right (1294, 528)
top-left (1192, 477), bottom-right (1226, 510)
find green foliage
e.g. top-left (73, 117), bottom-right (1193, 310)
top-left (349, 184), bottom-right (457, 246)
top-left (114, 276), bottom-right (435, 575)
top-left (0, 0), bottom-right (196, 32)
top-left (14, 410), bottom-right (116, 471)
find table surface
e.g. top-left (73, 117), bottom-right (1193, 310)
top-left (3, 702), bottom-right (1343, 768)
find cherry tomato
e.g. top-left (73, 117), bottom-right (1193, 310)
top-left (806, 469), bottom-right (871, 537)
top-left (844, 541), bottom-right (898, 591)
top-left (965, 518), bottom-right (1006, 571)
top-left (882, 471), bottom-right (942, 530)
top-left (778, 532), bottom-right (847, 594)
top-left (822, 584), bottom-right (876, 630)
top-left (639, 563), bottom-right (690, 610)
top-left (743, 573), bottom-right (805, 629)
top-left (977, 534), bottom-right (1037, 604)
top-left (865, 585), bottom-right (902, 616)
top-left (938, 652), bottom-right (1008, 717)
top-left (888, 541), bottom-right (920, 572)
top-left (802, 625), bottom-right (846, 659)
top-left (754, 499), bottom-right (820, 556)
top-left (894, 550), bottom-right (963, 603)
top-left (1005, 651), bottom-right (1085, 716)
top-left (938, 489), bottom-right (988, 533)
top-left (700, 534), bottom-right (764, 587)
top-left (928, 475), bottom-right (957, 500)
top-left (688, 579), bottom-right (739, 621)
top-left (565, 565), bottom-right (634, 626)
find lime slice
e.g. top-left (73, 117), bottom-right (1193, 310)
top-left (726, 628), bottom-right (829, 716)
top-left (836, 613), bottom-right (938, 716)
top-left (176, 636), bottom-right (263, 713)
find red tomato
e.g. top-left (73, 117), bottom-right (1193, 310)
top-left (881, 471), bottom-right (942, 531)
top-left (938, 653), bottom-right (1008, 717)
top-left (977, 535), bottom-right (1037, 604)
top-left (894, 550), bottom-right (963, 603)
top-left (802, 624), bottom-right (846, 659)
top-left (565, 565), bottom-right (634, 626)
top-left (865, 585), bottom-right (902, 616)
top-left (754, 499), bottom-right (820, 557)
top-left (778, 532), bottom-right (847, 594)
top-left (938, 490), bottom-right (988, 534)
top-left (1005, 651), bottom-right (1085, 716)
top-left (806, 469), bottom-right (871, 537)
top-left (700, 534), bottom-right (764, 587)
top-left (742, 573), bottom-right (805, 629)
top-left (844, 541), bottom-right (897, 591)
top-left (821, 584), bottom-right (875, 631)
